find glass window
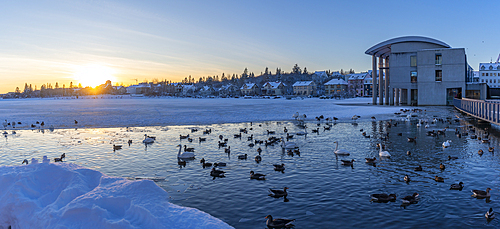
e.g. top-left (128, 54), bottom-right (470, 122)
top-left (483, 73), bottom-right (485, 76)
top-left (435, 70), bottom-right (442, 81)
top-left (411, 71), bottom-right (417, 83)
top-left (435, 54), bottom-right (442, 65)
top-left (487, 73), bottom-right (489, 76)
top-left (410, 56), bottom-right (417, 67)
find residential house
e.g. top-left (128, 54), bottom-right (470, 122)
top-left (261, 82), bottom-right (285, 96)
top-left (347, 72), bottom-right (369, 96)
top-left (200, 85), bottom-right (216, 97)
top-left (324, 79), bottom-right (348, 95)
top-left (240, 83), bottom-right (260, 96)
top-left (363, 77), bottom-right (374, 97)
top-left (292, 81), bottom-right (316, 96)
top-left (126, 83), bottom-right (151, 95)
top-left (218, 84), bottom-right (239, 97)
top-left (182, 84), bottom-right (196, 96)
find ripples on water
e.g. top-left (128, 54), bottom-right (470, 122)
top-left (1, 107), bottom-right (500, 228)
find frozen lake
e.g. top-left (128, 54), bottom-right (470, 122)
top-left (1, 98), bottom-right (499, 228)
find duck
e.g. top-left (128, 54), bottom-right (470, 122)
top-left (22, 159), bottom-right (29, 165)
top-left (379, 145), bottom-right (391, 157)
top-left (177, 145), bottom-right (195, 159)
top-left (333, 141), bottom-right (350, 155)
top-left (486, 208), bottom-right (495, 220)
top-left (113, 144), bottom-right (122, 150)
top-left (184, 145), bottom-right (195, 152)
top-left (370, 193), bottom-right (397, 202)
top-left (200, 158), bottom-right (212, 167)
top-left (224, 146), bottom-right (231, 154)
top-left (439, 163), bottom-right (445, 170)
top-left (54, 153), bottom-right (65, 162)
top-left (199, 137), bottom-right (206, 142)
top-left (218, 141), bottom-right (227, 147)
top-left (407, 137), bottom-right (416, 143)
top-left (179, 134), bottom-right (189, 139)
top-left (269, 187), bottom-right (289, 198)
top-left (450, 182), bottom-right (464, 190)
top-left (128, 139), bottom-right (132, 146)
top-left (311, 128), bottom-right (319, 133)
top-left (74, 120), bottom-right (78, 124)
top-left (257, 147), bottom-right (262, 154)
top-left (404, 174), bottom-right (411, 182)
top-left (351, 115), bottom-right (360, 121)
top-left (273, 163), bottom-right (285, 171)
top-left (414, 165), bottom-right (423, 171)
top-left (255, 155), bottom-right (262, 162)
top-left (365, 157), bottom-right (377, 164)
top-left (213, 162), bottom-right (226, 167)
top-left (435, 176), bottom-right (445, 182)
top-left (448, 156), bottom-right (458, 160)
top-left (472, 188), bottom-right (492, 198)
top-left (238, 154), bottom-right (248, 160)
top-left (341, 159), bottom-right (355, 166)
top-left (442, 140), bottom-right (452, 148)
top-left (407, 151), bottom-right (411, 156)
top-left (143, 134), bottom-right (155, 144)
top-left (250, 171), bottom-right (266, 180)
top-left (177, 159), bottom-right (186, 166)
top-left (265, 215), bottom-right (295, 229)
top-left (402, 193), bottom-right (419, 204)
top-left (248, 134), bottom-right (254, 141)
top-left (489, 147), bottom-right (494, 152)
top-left (210, 168), bottom-right (225, 177)
top-left (478, 149), bottom-right (484, 156)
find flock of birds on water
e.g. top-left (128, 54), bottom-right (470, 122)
top-left (6, 108), bottom-right (498, 228)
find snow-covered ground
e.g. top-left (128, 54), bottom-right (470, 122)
top-left (0, 97), bottom-right (404, 129)
top-left (0, 162), bottom-right (233, 229)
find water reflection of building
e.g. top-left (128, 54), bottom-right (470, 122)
top-left (365, 36), bottom-right (475, 106)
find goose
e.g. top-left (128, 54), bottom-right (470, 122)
top-left (210, 168), bottom-right (225, 177)
top-left (379, 145), bottom-right (391, 157)
top-left (435, 176), bottom-right (445, 182)
top-left (250, 171), bottom-right (266, 180)
top-left (472, 188), bottom-right (492, 198)
top-left (442, 140), bottom-right (452, 148)
top-left (180, 134), bottom-right (189, 140)
top-left (439, 163), bottom-right (445, 170)
top-left (269, 187), bottom-right (288, 198)
top-left (486, 208), bottom-right (495, 220)
top-left (213, 162), bottom-right (226, 167)
top-left (450, 182), bottom-right (464, 190)
top-left (402, 193), bottom-right (419, 204)
top-left (177, 145), bottom-right (195, 159)
top-left (341, 159), bottom-right (355, 166)
top-left (404, 174), bottom-right (411, 182)
top-left (255, 155), bottom-right (262, 162)
top-left (54, 153), bottom-right (65, 162)
top-left (267, 130), bottom-right (276, 135)
top-left (143, 134), bottom-right (155, 144)
top-left (448, 156), bottom-right (458, 160)
top-left (273, 163), bottom-right (285, 171)
top-left (184, 145), bottom-right (195, 152)
top-left (370, 193), bottom-right (397, 202)
top-left (333, 141), bottom-right (350, 155)
top-left (265, 215), bottom-right (295, 229)
top-left (113, 144), bottom-right (122, 150)
top-left (414, 165), bottom-right (423, 171)
top-left (238, 154), bottom-right (247, 159)
top-left (286, 133), bottom-right (294, 139)
top-left (365, 157), bottom-right (377, 164)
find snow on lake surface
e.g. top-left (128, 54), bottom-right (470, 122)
top-left (0, 162), bottom-right (233, 229)
top-left (0, 97), bottom-right (403, 128)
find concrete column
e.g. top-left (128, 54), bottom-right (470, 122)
top-left (378, 56), bottom-right (384, 105)
top-left (385, 56), bottom-right (390, 105)
top-left (372, 55), bottom-right (377, 105)
top-left (395, 88), bottom-right (400, 105)
top-left (408, 89), bottom-right (412, 106)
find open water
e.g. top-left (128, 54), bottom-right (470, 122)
top-left (1, 106), bottom-right (499, 228)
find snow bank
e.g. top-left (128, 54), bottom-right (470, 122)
top-left (0, 162), bottom-right (233, 229)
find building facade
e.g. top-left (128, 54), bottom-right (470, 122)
top-left (324, 79), bottom-right (348, 95)
top-left (261, 82), bottom-right (285, 96)
top-left (478, 63), bottom-right (500, 88)
top-left (365, 36), bottom-right (470, 106)
top-left (240, 83), bottom-right (260, 96)
top-left (292, 81), bottom-right (316, 96)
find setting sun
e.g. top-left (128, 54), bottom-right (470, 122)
top-left (73, 64), bottom-right (117, 88)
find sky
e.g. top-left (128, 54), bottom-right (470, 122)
top-left (0, 0), bottom-right (499, 93)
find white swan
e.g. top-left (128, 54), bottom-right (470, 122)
top-left (442, 140), bottom-right (451, 148)
top-left (296, 127), bottom-right (307, 136)
top-left (143, 134), bottom-right (155, 144)
top-left (281, 137), bottom-right (298, 149)
top-left (177, 144), bottom-right (195, 159)
top-left (379, 145), bottom-right (391, 157)
top-left (333, 141), bottom-right (350, 155)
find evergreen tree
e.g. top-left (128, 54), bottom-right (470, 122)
top-left (55, 82), bottom-right (59, 89)
top-left (303, 67), bottom-right (308, 74)
top-left (292, 64), bottom-right (301, 74)
top-left (264, 67), bottom-right (269, 75)
top-left (78, 83), bottom-right (82, 88)
top-left (15, 87), bottom-right (20, 94)
top-left (69, 82), bottom-right (73, 88)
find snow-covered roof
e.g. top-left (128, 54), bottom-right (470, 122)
top-left (314, 71), bottom-right (327, 77)
top-left (292, 81), bottom-right (315, 87)
top-left (365, 36), bottom-right (451, 58)
top-left (182, 85), bottom-right (195, 90)
top-left (479, 63), bottom-right (500, 71)
top-left (240, 83), bottom-right (257, 90)
top-left (348, 73), bottom-right (369, 80)
top-left (364, 77), bottom-right (373, 84)
top-left (324, 79), bottom-right (348, 85)
top-left (263, 82), bottom-right (284, 89)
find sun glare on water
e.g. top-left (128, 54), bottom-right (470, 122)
top-left (73, 65), bottom-right (117, 88)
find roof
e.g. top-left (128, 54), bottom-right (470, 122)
top-left (324, 79), bottom-right (348, 85)
top-left (240, 83), bottom-right (257, 90)
top-left (365, 36), bottom-right (451, 58)
top-left (263, 82), bottom-right (284, 89)
top-left (314, 71), bottom-right (327, 77)
top-left (479, 63), bottom-right (500, 71)
top-left (292, 81), bottom-right (315, 87)
top-left (348, 73), bottom-right (369, 80)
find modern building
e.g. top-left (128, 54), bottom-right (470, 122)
top-left (324, 79), bottom-right (348, 95)
top-left (292, 81), bottom-right (316, 96)
top-left (365, 36), bottom-right (472, 106)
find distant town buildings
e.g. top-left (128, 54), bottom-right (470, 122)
top-left (292, 81), bottom-right (316, 96)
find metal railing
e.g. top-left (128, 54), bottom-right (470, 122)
top-left (454, 98), bottom-right (500, 124)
